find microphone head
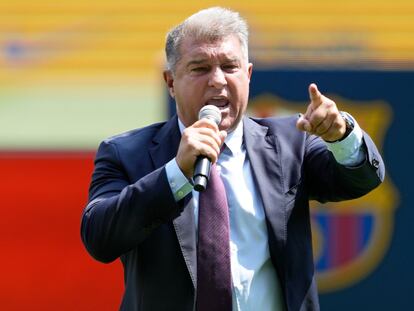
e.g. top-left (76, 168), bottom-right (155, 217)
top-left (198, 105), bottom-right (222, 125)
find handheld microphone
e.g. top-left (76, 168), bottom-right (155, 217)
top-left (193, 105), bottom-right (222, 192)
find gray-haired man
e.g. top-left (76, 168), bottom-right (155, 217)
top-left (82, 7), bottom-right (384, 311)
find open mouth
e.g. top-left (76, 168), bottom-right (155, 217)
top-left (205, 96), bottom-right (230, 109)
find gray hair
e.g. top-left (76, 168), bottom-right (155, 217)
top-left (165, 7), bottom-right (249, 72)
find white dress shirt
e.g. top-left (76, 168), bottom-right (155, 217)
top-left (165, 114), bottom-right (364, 310)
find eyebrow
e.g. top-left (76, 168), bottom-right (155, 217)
top-left (186, 57), bottom-right (240, 68)
top-left (186, 59), bottom-right (207, 68)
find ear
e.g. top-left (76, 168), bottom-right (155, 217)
top-left (163, 70), bottom-right (175, 98)
top-left (247, 63), bottom-right (253, 82)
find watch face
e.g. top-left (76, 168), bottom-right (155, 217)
top-left (340, 112), bottom-right (355, 128)
top-left (346, 119), bottom-right (353, 130)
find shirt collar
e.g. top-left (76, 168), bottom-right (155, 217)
top-left (177, 118), bottom-right (244, 156)
top-left (224, 120), bottom-right (243, 155)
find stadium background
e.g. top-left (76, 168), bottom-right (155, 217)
top-left (0, 0), bottom-right (412, 310)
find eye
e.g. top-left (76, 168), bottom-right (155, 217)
top-left (191, 66), bottom-right (209, 73)
top-left (222, 63), bottom-right (239, 72)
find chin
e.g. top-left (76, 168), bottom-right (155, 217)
top-left (218, 123), bottom-right (230, 132)
top-left (219, 120), bottom-right (235, 132)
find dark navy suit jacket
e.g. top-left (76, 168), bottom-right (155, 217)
top-left (81, 115), bottom-right (384, 311)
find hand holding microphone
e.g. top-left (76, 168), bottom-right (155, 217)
top-left (193, 105), bottom-right (222, 191)
top-left (175, 105), bottom-right (227, 191)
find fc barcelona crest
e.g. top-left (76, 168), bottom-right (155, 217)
top-left (248, 93), bottom-right (399, 292)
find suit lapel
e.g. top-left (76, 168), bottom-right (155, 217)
top-left (149, 116), bottom-right (197, 289)
top-left (172, 198), bottom-right (197, 288)
top-left (243, 117), bottom-right (287, 249)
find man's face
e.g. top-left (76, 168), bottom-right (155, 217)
top-left (164, 35), bottom-right (253, 132)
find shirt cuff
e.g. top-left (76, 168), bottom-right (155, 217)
top-left (165, 158), bottom-right (193, 201)
top-left (325, 112), bottom-right (366, 166)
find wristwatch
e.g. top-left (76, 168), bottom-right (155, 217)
top-left (338, 111), bottom-right (354, 141)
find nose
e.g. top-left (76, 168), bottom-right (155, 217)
top-left (208, 67), bottom-right (227, 89)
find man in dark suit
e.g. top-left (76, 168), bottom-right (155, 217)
top-left (81, 7), bottom-right (384, 311)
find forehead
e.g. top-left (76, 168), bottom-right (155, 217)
top-left (179, 35), bottom-right (243, 63)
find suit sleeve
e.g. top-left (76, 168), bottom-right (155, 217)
top-left (81, 140), bottom-right (184, 263)
top-left (304, 131), bottom-right (385, 202)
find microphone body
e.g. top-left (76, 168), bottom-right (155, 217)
top-left (193, 105), bottom-right (222, 192)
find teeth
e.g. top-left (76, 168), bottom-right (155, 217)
top-left (207, 99), bottom-right (228, 107)
top-left (206, 95), bottom-right (229, 108)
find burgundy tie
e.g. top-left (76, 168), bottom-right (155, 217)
top-left (196, 163), bottom-right (232, 311)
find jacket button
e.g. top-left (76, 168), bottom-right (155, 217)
top-left (372, 159), bottom-right (380, 168)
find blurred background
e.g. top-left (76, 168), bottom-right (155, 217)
top-left (0, 0), bottom-right (412, 310)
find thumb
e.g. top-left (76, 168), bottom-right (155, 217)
top-left (219, 130), bottom-right (227, 144)
top-left (296, 114), bottom-right (312, 132)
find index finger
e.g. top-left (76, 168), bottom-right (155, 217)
top-left (308, 83), bottom-right (323, 108)
top-left (193, 118), bottom-right (220, 131)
